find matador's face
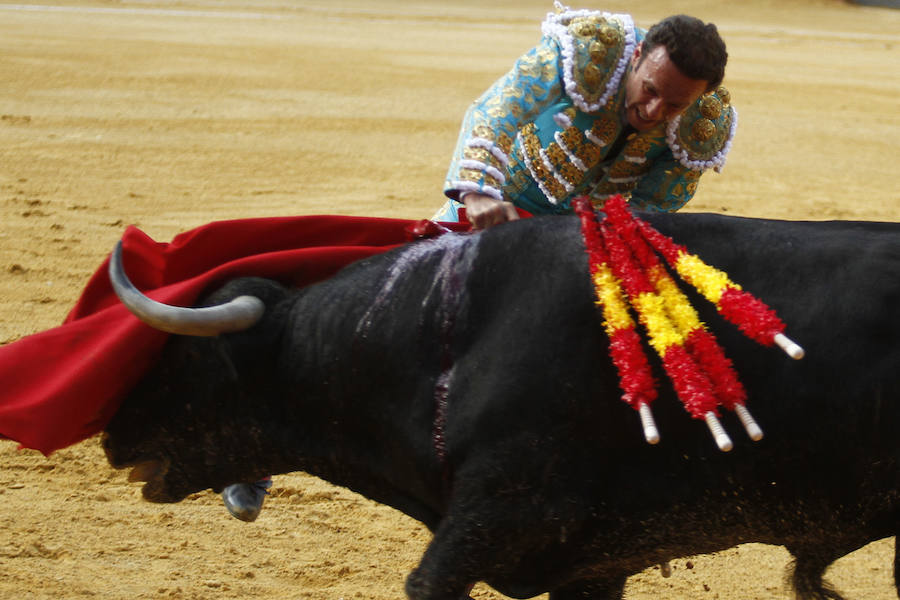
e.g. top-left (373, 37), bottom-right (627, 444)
top-left (623, 43), bottom-right (708, 131)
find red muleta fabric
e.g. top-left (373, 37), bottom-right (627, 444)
top-left (0, 214), bottom-right (470, 455)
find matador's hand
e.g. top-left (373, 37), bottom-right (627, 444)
top-left (461, 193), bottom-right (519, 230)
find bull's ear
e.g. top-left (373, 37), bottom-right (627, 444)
top-left (109, 241), bottom-right (265, 336)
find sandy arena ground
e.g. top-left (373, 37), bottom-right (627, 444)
top-left (1, 1), bottom-right (898, 598)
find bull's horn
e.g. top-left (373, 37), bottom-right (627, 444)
top-left (108, 240), bottom-right (265, 336)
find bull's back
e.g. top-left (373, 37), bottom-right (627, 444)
top-left (447, 214), bottom-right (900, 580)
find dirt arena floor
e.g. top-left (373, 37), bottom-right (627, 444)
top-left (1, 0), bottom-right (898, 598)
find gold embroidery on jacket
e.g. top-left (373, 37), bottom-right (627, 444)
top-left (521, 124), bottom-right (568, 201)
top-left (559, 126), bottom-right (603, 167)
top-left (463, 147), bottom-right (492, 163)
top-left (472, 125), bottom-right (494, 141)
top-left (607, 159), bottom-right (648, 179)
top-left (546, 144), bottom-right (583, 187)
top-left (589, 115), bottom-right (617, 147)
top-left (459, 167), bottom-right (502, 190)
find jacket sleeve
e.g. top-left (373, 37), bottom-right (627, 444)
top-left (443, 37), bottom-right (564, 201)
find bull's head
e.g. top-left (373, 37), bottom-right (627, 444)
top-left (102, 241), bottom-right (287, 502)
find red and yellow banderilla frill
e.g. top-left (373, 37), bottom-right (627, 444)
top-left (575, 199), bottom-right (660, 444)
top-left (574, 195), bottom-right (803, 450)
top-left (633, 211), bottom-right (804, 359)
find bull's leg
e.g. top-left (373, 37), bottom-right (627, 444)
top-left (894, 536), bottom-right (900, 599)
top-left (787, 544), bottom-right (847, 600)
top-left (548, 576), bottom-right (627, 600)
top-left (405, 516), bottom-right (480, 600)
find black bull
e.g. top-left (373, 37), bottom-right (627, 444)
top-left (102, 212), bottom-right (900, 600)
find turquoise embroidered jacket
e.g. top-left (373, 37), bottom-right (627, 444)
top-left (444, 9), bottom-right (737, 214)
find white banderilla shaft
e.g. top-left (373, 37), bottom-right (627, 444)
top-left (705, 412), bottom-right (733, 452)
top-left (734, 403), bottom-right (764, 441)
top-left (774, 332), bottom-right (805, 360)
top-left (639, 402), bottom-right (660, 445)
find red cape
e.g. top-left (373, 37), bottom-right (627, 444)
top-left (0, 214), bottom-right (469, 455)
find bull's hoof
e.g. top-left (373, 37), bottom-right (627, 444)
top-left (221, 478), bottom-right (272, 522)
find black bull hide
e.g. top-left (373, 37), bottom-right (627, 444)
top-left (102, 212), bottom-right (900, 600)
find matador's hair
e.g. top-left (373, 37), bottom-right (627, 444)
top-left (642, 15), bottom-right (728, 91)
